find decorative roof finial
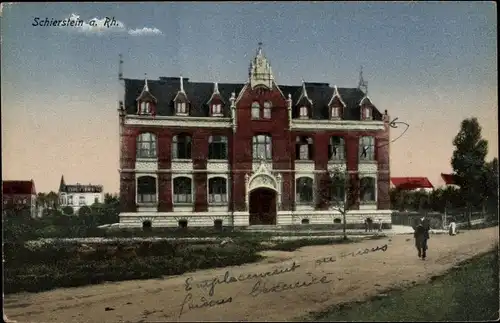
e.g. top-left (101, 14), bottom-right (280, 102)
top-left (144, 73), bottom-right (149, 91)
top-left (118, 54), bottom-right (123, 80)
top-left (214, 82), bottom-right (219, 94)
top-left (180, 74), bottom-right (184, 93)
top-left (358, 65), bottom-right (368, 94)
top-left (257, 42), bottom-right (263, 55)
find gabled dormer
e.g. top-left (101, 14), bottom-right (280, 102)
top-left (206, 82), bottom-right (224, 117)
top-left (296, 81), bottom-right (313, 119)
top-left (173, 75), bottom-right (189, 116)
top-left (136, 74), bottom-right (157, 116)
top-left (327, 85), bottom-right (346, 120)
top-left (359, 95), bottom-right (374, 121)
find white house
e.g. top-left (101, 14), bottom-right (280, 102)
top-left (58, 175), bottom-right (104, 213)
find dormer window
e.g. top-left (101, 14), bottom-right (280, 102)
top-left (263, 101), bottom-right (272, 119)
top-left (363, 107), bottom-right (372, 120)
top-left (139, 102), bottom-right (151, 115)
top-left (176, 102), bottom-right (188, 116)
top-left (331, 106), bottom-right (340, 119)
top-left (299, 106), bottom-right (308, 119)
top-left (211, 103), bottom-right (223, 117)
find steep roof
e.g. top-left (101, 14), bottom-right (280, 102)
top-left (124, 78), bottom-right (383, 121)
top-left (2, 180), bottom-right (36, 195)
top-left (391, 177), bottom-right (434, 190)
top-left (441, 173), bottom-right (458, 185)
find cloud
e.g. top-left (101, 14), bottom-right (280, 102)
top-left (128, 27), bottom-right (163, 36)
top-left (60, 13), bottom-right (162, 36)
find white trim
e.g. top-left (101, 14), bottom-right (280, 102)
top-left (292, 119), bottom-right (384, 131)
top-left (327, 85), bottom-right (346, 107)
top-left (359, 95), bottom-right (372, 106)
top-left (172, 174), bottom-right (194, 206)
top-left (297, 81), bottom-right (313, 105)
top-left (235, 83), bottom-right (249, 104)
top-left (125, 115), bottom-right (231, 128)
top-left (135, 158), bottom-right (158, 172)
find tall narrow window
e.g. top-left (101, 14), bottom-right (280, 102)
top-left (328, 136), bottom-right (345, 161)
top-left (364, 107), bottom-right (372, 120)
top-left (208, 177), bottom-right (227, 203)
top-left (173, 177), bottom-right (192, 203)
top-left (295, 136), bottom-right (314, 160)
top-left (252, 135), bottom-right (272, 160)
top-left (211, 104), bottom-right (222, 116)
top-left (208, 136), bottom-right (228, 160)
top-left (329, 173), bottom-right (346, 203)
top-left (359, 136), bottom-right (375, 161)
top-left (296, 177), bottom-right (314, 204)
top-left (176, 102), bottom-right (187, 115)
top-left (360, 177), bottom-right (376, 202)
top-left (79, 196), bottom-right (85, 206)
top-left (251, 102), bottom-right (260, 119)
top-left (137, 176), bottom-right (157, 203)
top-left (299, 106), bottom-right (308, 119)
top-left (172, 134), bottom-right (192, 159)
top-left (68, 196), bottom-right (73, 205)
top-left (136, 133), bottom-right (157, 158)
top-left (139, 102), bottom-right (151, 115)
top-left (263, 101), bottom-right (272, 119)
top-left (331, 106), bottom-right (340, 118)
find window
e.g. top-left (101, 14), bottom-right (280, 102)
top-left (364, 107), bottom-right (372, 119)
top-left (94, 196), bottom-right (99, 204)
top-left (299, 106), bottom-right (308, 119)
top-left (208, 136), bottom-right (228, 160)
top-left (176, 102), bottom-right (187, 115)
top-left (301, 218), bottom-right (310, 224)
top-left (173, 134), bottom-right (192, 159)
top-left (360, 177), bottom-right (376, 202)
top-left (359, 136), bottom-right (375, 161)
top-left (136, 132), bottom-right (157, 158)
top-left (142, 220), bottom-right (152, 231)
top-left (173, 177), bottom-right (192, 203)
top-left (251, 101), bottom-right (260, 119)
top-left (214, 219), bottom-right (223, 231)
top-left (178, 220), bottom-right (188, 228)
top-left (331, 106), bottom-right (340, 118)
top-left (139, 102), bottom-right (151, 115)
top-left (296, 177), bottom-right (314, 204)
top-left (328, 136), bottom-right (345, 161)
top-left (333, 218), bottom-right (342, 224)
top-left (68, 195), bottom-right (73, 205)
top-left (329, 174), bottom-right (346, 203)
top-left (252, 135), bottom-right (272, 160)
top-left (211, 103), bottom-right (223, 116)
top-left (79, 196), bottom-right (85, 206)
top-left (208, 177), bottom-right (227, 203)
top-left (263, 101), bottom-right (272, 119)
top-left (137, 176), bottom-right (157, 203)
top-left (295, 136), bottom-right (313, 160)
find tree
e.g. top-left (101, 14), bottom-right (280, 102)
top-left (62, 206), bottom-right (74, 215)
top-left (482, 157), bottom-right (499, 218)
top-left (317, 168), bottom-right (359, 240)
top-left (451, 118), bottom-right (488, 227)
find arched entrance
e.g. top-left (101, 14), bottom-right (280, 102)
top-left (249, 188), bottom-right (277, 225)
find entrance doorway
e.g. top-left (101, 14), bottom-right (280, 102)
top-left (249, 188), bottom-right (277, 225)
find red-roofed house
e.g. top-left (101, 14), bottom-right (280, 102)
top-left (2, 180), bottom-right (38, 217)
top-left (391, 177), bottom-right (434, 191)
top-left (441, 173), bottom-right (459, 186)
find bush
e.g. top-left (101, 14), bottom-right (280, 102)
top-left (4, 239), bottom-right (263, 294)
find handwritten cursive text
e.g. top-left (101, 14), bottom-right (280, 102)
top-left (178, 293), bottom-right (233, 318)
top-left (185, 261), bottom-right (301, 296)
top-left (249, 274), bottom-right (332, 297)
top-left (315, 243), bottom-right (388, 266)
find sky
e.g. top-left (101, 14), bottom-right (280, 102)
top-left (1, 2), bottom-right (497, 194)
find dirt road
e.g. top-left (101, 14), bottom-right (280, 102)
top-left (4, 227), bottom-right (498, 322)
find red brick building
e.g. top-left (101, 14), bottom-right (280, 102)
top-left (2, 180), bottom-right (38, 218)
top-left (118, 45), bottom-right (392, 228)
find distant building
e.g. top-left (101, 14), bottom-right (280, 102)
top-left (58, 176), bottom-right (104, 213)
top-left (440, 173), bottom-right (459, 187)
top-left (2, 180), bottom-right (38, 217)
top-left (390, 177), bottom-right (434, 192)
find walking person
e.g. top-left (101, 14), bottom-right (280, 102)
top-left (378, 218), bottom-right (383, 232)
top-left (364, 218), bottom-right (368, 232)
top-left (414, 217), bottom-right (430, 260)
top-left (367, 217), bottom-right (373, 232)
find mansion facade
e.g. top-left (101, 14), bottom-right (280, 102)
top-left (118, 45), bottom-right (392, 228)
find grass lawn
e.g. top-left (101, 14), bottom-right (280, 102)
top-left (306, 248), bottom-right (499, 322)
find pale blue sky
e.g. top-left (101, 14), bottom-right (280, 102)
top-left (1, 2), bottom-right (497, 193)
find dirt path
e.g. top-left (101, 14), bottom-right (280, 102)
top-left (5, 227), bottom-right (498, 322)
